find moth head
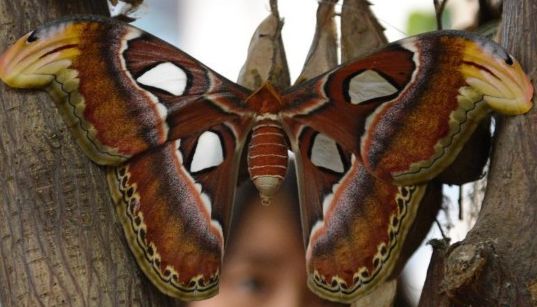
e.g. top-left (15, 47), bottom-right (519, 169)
top-left (459, 36), bottom-right (533, 115)
top-left (0, 22), bottom-right (81, 88)
top-left (245, 82), bottom-right (285, 113)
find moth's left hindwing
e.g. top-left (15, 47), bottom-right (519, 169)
top-left (0, 16), bottom-right (254, 300)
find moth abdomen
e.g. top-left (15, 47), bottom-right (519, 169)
top-left (247, 119), bottom-right (289, 204)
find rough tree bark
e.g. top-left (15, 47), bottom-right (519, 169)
top-left (0, 1), bottom-right (183, 306)
top-left (420, 0), bottom-right (537, 306)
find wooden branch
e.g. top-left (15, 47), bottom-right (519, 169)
top-left (420, 0), bottom-right (537, 305)
top-left (0, 1), bottom-right (183, 305)
top-left (433, 0), bottom-right (449, 30)
top-left (418, 240), bottom-right (450, 307)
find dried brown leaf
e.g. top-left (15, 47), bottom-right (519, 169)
top-left (341, 0), bottom-right (387, 62)
top-left (237, 0), bottom-right (290, 91)
top-left (295, 0), bottom-right (339, 84)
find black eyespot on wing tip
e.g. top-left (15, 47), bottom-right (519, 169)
top-left (27, 31), bottom-right (38, 43)
top-left (505, 55), bottom-right (514, 66)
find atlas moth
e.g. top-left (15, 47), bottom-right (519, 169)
top-left (0, 15), bottom-right (532, 304)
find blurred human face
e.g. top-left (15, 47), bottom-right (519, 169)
top-left (190, 195), bottom-right (345, 307)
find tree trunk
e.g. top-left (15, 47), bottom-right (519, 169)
top-left (420, 0), bottom-right (537, 305)
top-left (0, 1), bottom-right (182, 306)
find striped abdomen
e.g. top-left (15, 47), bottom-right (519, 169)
top-left (247, 119), bottom-right (288, 203)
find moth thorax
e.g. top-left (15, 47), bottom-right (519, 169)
top-left (247, 120), bottom-right (288, 205)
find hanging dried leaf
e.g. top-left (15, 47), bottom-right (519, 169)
top-left (108, 0), bottom-right (145, 21)
top-left (295, 0), bottom-right (339, 84)
top-left (341, 0), bottom-right (387, 62)
top-left (237, 0), bottom-right (290, 91)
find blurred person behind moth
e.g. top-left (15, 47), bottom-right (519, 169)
top-left (190, 163), bottom-right (346, 307)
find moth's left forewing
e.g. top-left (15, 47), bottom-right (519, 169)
top-left (283, 31), bottom-right (533, 186)
top-left (358, 32), bottom-right (532, 185)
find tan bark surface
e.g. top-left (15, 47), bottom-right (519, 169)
top-left (0, 1), bottom-right (183, 306)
